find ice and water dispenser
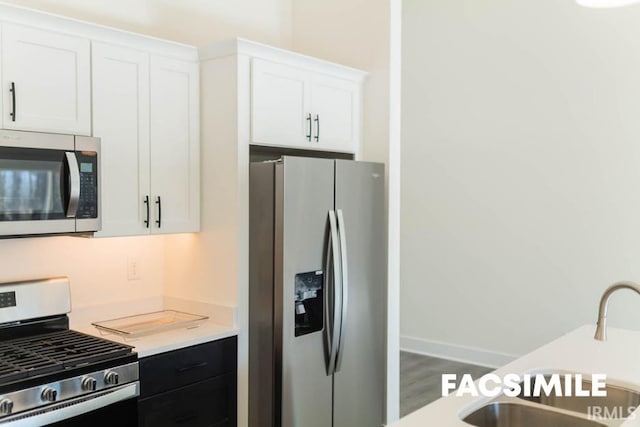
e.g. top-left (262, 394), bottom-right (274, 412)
top-left (294, 271), bottom-right (324, 337)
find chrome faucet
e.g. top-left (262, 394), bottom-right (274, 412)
top-left (594, 281), bottom-right (640, 341)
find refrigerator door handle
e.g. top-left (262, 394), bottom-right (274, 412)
top-left (334, 209), bottom-right (349, 372)
top-left (324, 210), bottom-right (343, 376)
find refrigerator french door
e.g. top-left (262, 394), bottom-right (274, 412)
top-left (249, 156), bottom-right (386, 427)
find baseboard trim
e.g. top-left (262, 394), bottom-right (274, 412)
top-left (400, 335), bottom-right (517, 369)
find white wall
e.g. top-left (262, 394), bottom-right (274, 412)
top-left (0, 235), bottom-right (164, 309)
top-left (0, 0), bottom-right (293, 47)
top-left (401, 0), bottom-right (640, 363)
top-left (291, 0), bottom-right (401, 422)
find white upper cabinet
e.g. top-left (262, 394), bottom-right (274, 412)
top-left (1, 23), bottom-right (91, 135)
top-left (149, 56), bottom-right (200, 234)
top-left (93, 45), bottom-right (200, 237)
top-left (92, 42), bottom-right (151, 237)
top-left (249, 54), bottom-right (363, 154)
top-left (251, 59), bottom-right (311, 148)
top-left (310, 74), bottom-right (360, 153)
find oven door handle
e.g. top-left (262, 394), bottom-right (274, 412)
top-left (2, 382), bottom-right (139, 427)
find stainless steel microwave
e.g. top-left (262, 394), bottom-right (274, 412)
top-left (0, 130), bottom-right (100, 237)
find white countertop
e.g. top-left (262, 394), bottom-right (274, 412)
top-left (68, 296), bottom-right (238, 358)
top-left (392, 325), bottom-right (640, 427)
top-left (75, 319), bottom-right (238, 358)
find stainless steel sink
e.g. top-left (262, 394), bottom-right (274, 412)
top-left (463, 402), bottom-right (607, 427)
top-left (518, 376), bottom-right (640, 417)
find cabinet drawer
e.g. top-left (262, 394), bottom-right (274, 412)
top-left (140, 336), bottom-right (237, 398)
top-left (139, 373), bottom-right (237, 427)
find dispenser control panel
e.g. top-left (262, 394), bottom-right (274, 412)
top-left (294, 270), bottom-right (323, 337)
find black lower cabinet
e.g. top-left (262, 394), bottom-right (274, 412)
top-left (138, 336), bottom-right (237, 427)
top-left (138, 373), bottom-right (236, 427)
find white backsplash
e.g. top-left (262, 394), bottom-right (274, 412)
top-left (0, 233), bottom-right (237, 331)
top-left (0, 234), bottom-right (165, 309)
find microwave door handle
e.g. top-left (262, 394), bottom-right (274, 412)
top-left (65, 152), bottom-right (80, 218)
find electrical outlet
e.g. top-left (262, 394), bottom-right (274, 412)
top-left (127, 257), bottom-right (141, 281)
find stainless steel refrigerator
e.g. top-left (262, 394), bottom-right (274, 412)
top-left (249, 156), bottom-right (387, 427)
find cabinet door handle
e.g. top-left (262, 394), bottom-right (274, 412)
top-left (155, 196), bottom-right (162, 228)
top-left (143, 196), bottom-right (150, 228)
top-left (314, 114), bottom-right (320, 142)
top-left (176, 361), bottom-right (208, 373)
top-left (9, 82), bottom-right (16, 122)
top-left (306, 113), bottom-right (312, 141)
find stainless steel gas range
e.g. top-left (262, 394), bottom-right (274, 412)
top-left (0, 277), bottom-right (138, 426)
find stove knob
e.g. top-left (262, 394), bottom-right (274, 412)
top-left (81, 377), bottom-right (97, 392)
top-left (41, 387), bottom-right (57, 402)
top-left (0, 398), bottom-right (13, 415)
top-left (104, 371), bottom-right (119, 386)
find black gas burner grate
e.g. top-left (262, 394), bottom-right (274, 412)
top-left (0, 330), bottom-right (132, 384)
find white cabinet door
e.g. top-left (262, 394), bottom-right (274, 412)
top-left (1, 23), bottom-right (91, 135)
top-left (310, 74), bottom-right (360, 153)
top-left (92, 42), bottom-right (151, 237)
top-left (250, 58), bottom-right (361, 153)
top-left (149, 56), bottom-right (200, 234)
top-left (251, 58), bottom-right (311, 148)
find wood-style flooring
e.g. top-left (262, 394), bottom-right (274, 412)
top-left (400, 351), bottom-right (494, 417)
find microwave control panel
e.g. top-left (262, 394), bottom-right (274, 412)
top-left (76, 152), bottom-right (98, 219)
